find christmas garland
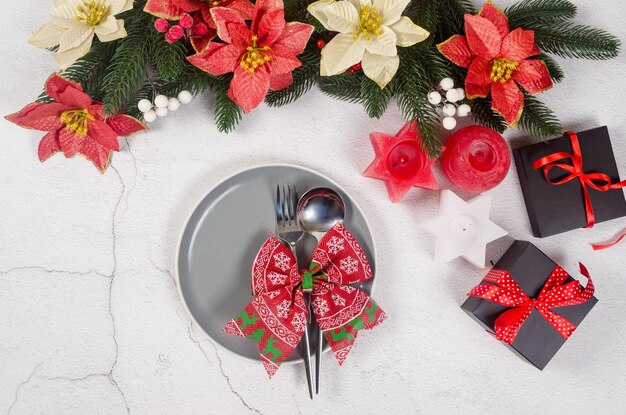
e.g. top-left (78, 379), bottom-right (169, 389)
top-left (5, 0), bottom-right (620, 172)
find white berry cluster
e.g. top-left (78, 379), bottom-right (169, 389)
top-left (137, 91), bottom-right (193, 123)
top-left (427, 78), bottom-right (471, 130)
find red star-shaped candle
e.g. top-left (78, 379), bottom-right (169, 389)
top-left (363, 121), bottom-right (439, 203)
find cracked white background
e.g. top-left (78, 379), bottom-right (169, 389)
top-left (1, 1), bottom-right (626, 414)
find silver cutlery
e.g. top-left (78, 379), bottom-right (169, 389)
top-left (296, 187), bottom-right (346, 395)
top-left (276, 184), bottom-right (314, 400)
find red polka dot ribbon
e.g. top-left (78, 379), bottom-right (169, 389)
top-left (468, 264), bottom-right (595, 345)
top-left (222, 223), bottom-right (386, 378)
top-left (533, 131), bottom-right (626, 228)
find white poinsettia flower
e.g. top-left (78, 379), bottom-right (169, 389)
top-left (29, 0), bottom-right (133, 69)
top-left (308, 0), bottom-right (429, 88)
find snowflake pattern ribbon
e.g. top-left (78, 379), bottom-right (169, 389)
top-left (467, 263), bottom-right (595, 345)
top-left (223, 223), bottom-right (386, 377)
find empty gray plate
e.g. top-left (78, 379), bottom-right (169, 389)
top-left (176, 164), bottom-right (376, 363)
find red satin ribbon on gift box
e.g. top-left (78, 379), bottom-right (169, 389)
top-left (533, 131), bottom-right (626, 228)
top-left (468, 263), bottom-right (595, 345)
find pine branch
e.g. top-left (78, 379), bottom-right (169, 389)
top-left (360, 77), bottom-right (393, 118)
top-left (519, 94), bottom-right (563, 140)
top-left (539, 53), bottom-right (564, 83)
top-left (469, 97), bottom-right (507, 133)
top-left (530, 22), bottom-right (620, 60)
top-left (211, 75), bottom-right (243, 133)
top-left (506, 0), bottom-right (577, 27)
top-left (265, 49), bottom-right (320, 107)
top-left (435, 0), bottom-right (475, 42)
top-left (125, 81), bottom-right (157, 120)
top-left (101, 11), bottom-right (154, 115)
top-left (319, 72), bottom-right (364, 104)
top-left (159, 66), bottom-right (216, 97)
top-left (405, 0), bottom-right (438, 34)
top-left (152, 38), bottom-right (188, 81)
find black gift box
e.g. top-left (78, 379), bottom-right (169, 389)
top-left (514, 126), bottom-right (626, 237)
top-left (461, 241), bottom-right (597, 370)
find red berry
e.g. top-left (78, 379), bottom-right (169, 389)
top-left (351, 62), bottom-right (362, 71)
top-left (348, 68), bottom-right (356, 75)
top-left (154, 18), bottom-right (169, 33)
top-left (192, 22), bottom-right (209, 37)
top-left (316, 39), bottom-right (326, 49)
top-left (167, 25), bottom-right (185, 41)
top-left (179, 13), bottom-right (193, 29)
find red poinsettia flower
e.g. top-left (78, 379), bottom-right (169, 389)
top-left (5, 74), bottom-right (146, 173)
top-left (187, 0), bottom-right (313, 112)
top-left (437, 0), bottom-right (553, 127)
top-left (144, 0), bottom-right (254, 51)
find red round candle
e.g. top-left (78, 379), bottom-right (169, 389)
top-left (441, 125), bottom-right (510, 193)
top-left (386, 141), bottom-right (426, 180)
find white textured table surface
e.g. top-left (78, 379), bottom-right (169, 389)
top-left (1, 1), bottom-right (625, 414)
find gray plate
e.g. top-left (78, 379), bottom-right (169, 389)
top-left (176, 164), bottom-right (376, 363)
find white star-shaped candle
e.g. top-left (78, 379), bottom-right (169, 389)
top-left (423, 190), bottom-right (508, 267)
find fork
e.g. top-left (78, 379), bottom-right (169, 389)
top-left (276, 184), bottom-right (314, 400)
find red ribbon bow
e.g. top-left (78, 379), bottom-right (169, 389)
top-left (223, 223), bottom-right (386, 377)
top-left (468, 264), bottom-right (594, 345)
top-left (533, 130), bottom-right (626, 228)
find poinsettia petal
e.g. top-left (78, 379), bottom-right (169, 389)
top-left (188, 43), bottom-right (242, 75)
top-left (373, 0), bottom-right (411, 26)
top-left (362, 51), bottom-right (399, 89)
top-left (56, 36), bottom-right (94, 70)
top-left (322, 1), bottom-right (359, 33)
top-left (258, 8), bottom-right (286, 46)
top-left (144, 0), bottom-right (185, 19)
top-left (275, 22), bottom-right (313, 55)
top-left (464, 14), bottom-right (501, 60)
top-left (268, 44), bottom-right (301, 74)
top-left (88, 120), bottom-right (120, 151)
top-left (437, 35), bottom-right (473, 68)
top-left (307, 0), bottom-right (335, 30)
top-left (228, 22), bottom-right (253, 48)
top-left (478, 0), bottom-right (509, 39)
top-left (500, 28), bottom-right (536, 61)
top-left (58, 128), bottom-right (84, 157)
top-left (229, 65), bottom-right (270, 112)
top-left (388, 16), bottom-right (429, 47)
top-left (226, 0), bottom-right (255, 18)
top-left (190, 27), bottom-right (217, 52)
top-left (269, 72), bottom-right (293, 90)
top-left (513, 59), bottom-right (553, 95)
top-left (29, 22), bottom-right (64, 49)
top-left (211, 7), bottom-right (247, 44)
top-left (252, 0), bottom-right (283, 31)
top-left (95, 20), bottom-right (127, 42)
top-left (38, 130), bottom-right (61, 162)
top-left (491, 80), bottom-right (525, 127)
top-left (466, 56), bottom-right (492, 86)
top-left (5, 102), bottom-right (66, 131)
top-left (465, 82), bottom-right (490, 99)
top-left (58, 26), bottom-right (92, 51)
top-left (80, 139), bottom-right (112, 173)
top-left (106, 114), bottom-right (147, 136)
top-left (320, 33), bottom-right (365, 76)
top-left (45, 73), bottom-right (93, 109)
top-left (365, 26), bottom-right (397, 57)
top-left (174, 0), bottom-right (202, 12)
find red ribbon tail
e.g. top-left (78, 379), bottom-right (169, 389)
top-left (591, 229), bottom-right (626, 251)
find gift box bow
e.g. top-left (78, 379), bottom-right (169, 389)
top-left (223, 223), bottom-right (386, 377)
top-left (468, 263), bottom-right (595, 345)
top-left (533, 130), bottom-right (626, 228)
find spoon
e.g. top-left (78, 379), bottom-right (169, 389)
top-left (296, 187), bottom-right (346, 395)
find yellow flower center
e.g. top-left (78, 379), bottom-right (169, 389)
top-left (490, 58), bottom-right (519, 83)
top-left (60, 109), bottom-right (94, 137)
top-left (240, 35), bottom-right (271, 73)
top-left (353, 5), bottom-right (382, 41)
top-left (75, 0), bottom-right (108, 26)
top-left (201, 0), bottom-right (221, 5)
